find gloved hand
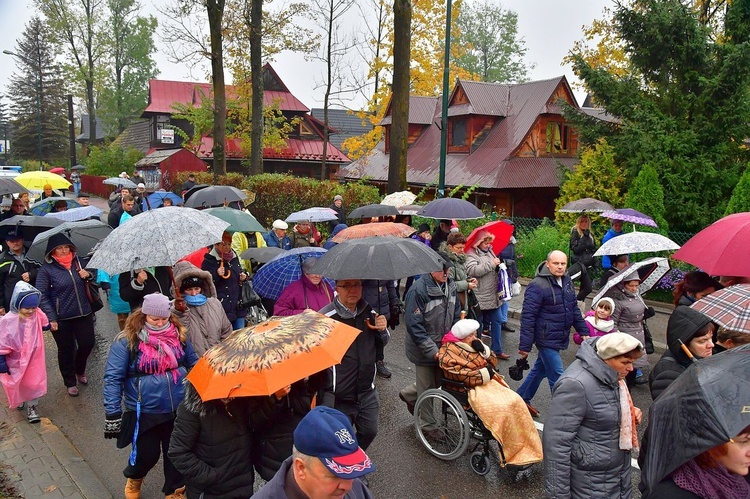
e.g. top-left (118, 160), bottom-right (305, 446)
top-left (389, 301), bottom-right (404, 318)
top-left (470, 339), bottom-right (486, 353)
top-left (644, 306), bottom-right (656, 319)
top-left (0, 355), bottom-right (9, 374)
top-left (174, 297), bottom-right (187, 313)
top-left (104, 413), bottom-right (122, 439)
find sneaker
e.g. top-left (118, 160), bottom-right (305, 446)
top-left (27, 405), bottom-right (40, 424)
top-left (634, 368), bottom-right (649, 385)
top-left (17, 402), bottom-right (25, 410)
top-left (481, 329), bottom-right (491, 339)
top-left (375, 361), bottom-right (391, 379)
top-left (76, 374), bottom-right (88, 385)
top-left (501, 323), bottom-right (516, 333)
top-left (67, 386), bottom-right (79, 397)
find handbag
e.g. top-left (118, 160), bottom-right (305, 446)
top-left (85, 280), bottom-right (104, 313)
top-left (643, 320), bottom-right (655, 355)
top-left (465, 289), bottom-right (482, 321)
top-left (238, 280), bottom-right (262, 310)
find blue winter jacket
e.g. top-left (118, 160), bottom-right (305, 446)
top-left (600, 228), bottom-right (624, 269)
top-left (36, 257), bottom-right (93, 322)
top-left (263, 230), bottom-right (292, 250)
top-left (103, 335), bottom-right (198, 416)
top-left (519, 261), bottom-right (588, 352)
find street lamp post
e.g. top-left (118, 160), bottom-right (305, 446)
top-left (3, 49), bottom-right (44, 170)
top-left (437, 0), bottom-right (453, 199)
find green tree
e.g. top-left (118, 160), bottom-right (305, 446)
top-left (625, 163), bottom-right (669, 233)
top-left (725, 165), bottom-right (750, 215)
top-left (453, 0), bottom-right (532, 83)
top-left (84, 144), bottom-right (144, 176)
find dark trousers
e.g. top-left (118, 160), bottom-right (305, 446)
top-left (50, 314), bottom-right (95, 387)
top-left (124, 419), bottom-right (184, 494)
top-left (335, 389), bottom-right (379, 451)
top-left (568, 262), bottom-right (593, 301)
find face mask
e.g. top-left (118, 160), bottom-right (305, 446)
top-left (185, 294), bottom-right (207, 306)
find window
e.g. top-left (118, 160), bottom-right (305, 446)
top-left (450, 118), bottom-right (467, 147)
top-left (546, 121), bottom-right (570, 154)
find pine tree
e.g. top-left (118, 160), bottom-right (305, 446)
top-left (725, 165), bottom-right (750, 215)
top-left (625, 163), bottom-right (669, 233)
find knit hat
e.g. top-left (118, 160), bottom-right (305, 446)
top-left (451, 319), bottom-right (480, 339)
top-left (416, 223), bottom-right (431, 235)
top-left (272, 219), bottom-right (288, 230)
top-left (18, 292), bottom-right (40, 309)
top-left (334, 194), bottom-right (343, 202)
top-left (45, 233), bottom-right (76, 257)
top-left (180, 276), bottom-right (204, 292)
top-left (595, 332), bottom-right (643, 360)
top-left (141, 293), bottom-right (171, 318)
top-left (594, 297), bottom-right (616, 314)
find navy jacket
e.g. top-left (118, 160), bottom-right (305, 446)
top-left (36, 258), bottom-right (93, 322)
top-left (118, 266), bottom-right (172, 310)
top-left (263, 230), bottom-right (292, 250)
top-left (254, 456), bottom-right (373, 499)
top-left (202, 248), bottom-right (247, 321)
top-left (361, 279), bottom-right (399, 320)
top-left (519, 261), bottom-right (588, 352)
top-left (0, 249), bottom-right (39, 311)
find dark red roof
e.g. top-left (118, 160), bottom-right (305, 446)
top-left (380, 96), bottom-right (439, 125)
top-left (198, 137), bottom-right (349, 163)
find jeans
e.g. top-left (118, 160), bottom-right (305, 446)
top-left (478, 307), bottom-right (503, 355)
top-left (231, 317), bottom-right (246, 330)
top-left (73, 182), bottom-right (81, 197)
top-left (499, 300), bottom-right (509, 323)
top-left (516, 347), bottom-right (564, 403)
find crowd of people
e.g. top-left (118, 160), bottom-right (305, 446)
top-left (0, 182), bottom-right (748, 499)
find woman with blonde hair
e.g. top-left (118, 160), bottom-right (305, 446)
top-left (569, 214), bottom-right (597, 302)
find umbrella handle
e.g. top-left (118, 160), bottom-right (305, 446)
top-left (168, 267), bottom-right (181, 299)
top-left (219, 259), bottom-right (232, 279)
top-left (677, 339), bottom-right (698, 363)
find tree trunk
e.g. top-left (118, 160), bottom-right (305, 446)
top-left (208, 0), bottom-right (227, 177)
top-left (389, 0), bottom-right (411, 193)
top-left (249, 0), bottom-right (264, 176)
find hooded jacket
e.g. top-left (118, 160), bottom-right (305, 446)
top-left (543, 339), bottom-right (633, 499)
top-left (0, 247), bottom-right (39, 311)
top-left (519, 261), bottom-right (588, 353)
top-left (36, 253), bottom-right (93, 322)
top-left (439, 242), bottom-right (471, 295)
top-left (202, 247), bottom-right (247, 321)
top-left (465, 245), bottom-right (501, 310)
top-left (649, 307), bottom-right (711, 400)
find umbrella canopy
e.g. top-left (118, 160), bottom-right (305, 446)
top-left (240, 246), bottom-right (285, 263)
top-left (309, 237), bottom-right (446, 280)
top-left (558, 197), bottom-right (614, 213)
top-left (593, 231), bottom-right (680, 256)
top-left (87, 207), bottom-right (230, 275)
top-left (71, 164), bottom-right (86, 171)
top-left (48, 167), bottom-right (65, 175)
top-left (690, 284), bottom-right (750, 334)
top-left (464, 220), bottom-right (514, 255)
top-left (29, 197), bottom-right (82, 216)
top-left (591, 256), bottom-right (670, 306)
top-left (183, 184), bottom-right (211, 202)
top-left (103, 177), bottom-right (138, 189)
top-left (204, 207), bottom-right (266, 233)
top-left (27, 219), bottom-right (112, 264)
top-left (641, 345), bottom-right (750, 493)
top-left (397, 204), bottom-right (424, 215)
top-left (601, 208), bottom-right (658, 227)
top-left (381, 191), bottom-right (417, 207)
top-left (142, 191), bottom-right (183, 210)
top-left (673, 212), bottom-right (750, 277)
top-left (417, 198), bottom-right (484, 220)
top-left (45, 205), bottom-right (103, 222)
top-left (183, 185), bottom-right (248, 209)
top-left (0, 215), bottom-right (63, 242)
top-left (252, 247), bottom-right (328, 300)
top-left (15, 171), bottom-right (72, 191)
top-left (347, 204), bottom-right (399, 219)
top-left (187, 309), bottom-right (361, 400)
top-left (0, 178), bottom-right (29, 196)
top-left (331, 222), bottom-right (415, 243)
top-left (286, 207), bottom-right (339, 223)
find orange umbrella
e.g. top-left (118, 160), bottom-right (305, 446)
top-left (331, 222), bottom-right (414, 243)
top-left (187, 309), bottom-right (361, 401)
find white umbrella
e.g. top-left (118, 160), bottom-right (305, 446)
top-left (381, 191), bottom-right (417, 207)
top-left (591, 256), bottom-right (670, 306)
top-left (45, 206), bottom-right (103, 222)
top-left (594, 231), bottom-right (680, 256)
top-left (286, 207), bottom-right (339, 223)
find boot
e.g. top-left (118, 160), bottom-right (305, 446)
top-left (165, 486), bottom-right (186, 499)
top-left (124, 478), bottom-right (143, 499)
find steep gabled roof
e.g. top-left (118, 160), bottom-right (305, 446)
top-left (111, 119), bottom-right (151, 153)
top-left (310, 108), bottom-right (372, 150)
top-left (379, 96), bottom-right (439, 125)
top-left (76, 114), bottom-right (108, 142)
top-left (448, 80), bottom-right (509, 117)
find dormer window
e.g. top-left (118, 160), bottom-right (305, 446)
top-left (450, 118), bottom-right (467, 147)
top-left (546, 121), bottom-right (570, 154)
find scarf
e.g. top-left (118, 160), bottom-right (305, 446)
top-left (584, 314), bottom-right (616, 334)
top-left (53, 253), bottom-right (74, 270)
top-left (137, 323), bottom-right (184, 383)
top-left (185, 294), bottom-right (207, 306)
top-left (672, 459), bottom-right (750, 499)
top-left (617, 379), bottom-right (638, 450)
top-left (221, 250), bottom-right (234, 261)
top-left (497, 262), bottom-right (512, 302)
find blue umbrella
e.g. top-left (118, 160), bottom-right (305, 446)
top-left (143, 191), bottom-right (183, 210)
top-left (29, 197), bottom-right (82, 216)
top-left (252, 247), bottom-right (330, 300)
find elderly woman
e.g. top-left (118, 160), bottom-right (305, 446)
top-left (607, 271), bottom-right (649, 385)
top-left (290, 220), bottom-right (317, 248)
top-left (35, 234), bottom-right (96, 397)
top-left (673, 270), bottom-right (722, 308)
top-left (103, 293), bottom-right (198, 499)
top-left (465, 230), bottom-right (511, 360)
top-left (202, 231), bottom-right (249, 330)
top-left (273, 258), bottom-right (334, 316)
top-left (439, 232), bottom-right (478, 312)
top-left (544, 333), bottom-right (645, 498)
top-left (569, 214), bottom-right (596, 302)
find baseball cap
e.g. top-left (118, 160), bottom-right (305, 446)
top-left (293, 406), bottom-right (374, 479)
top-left (3, 230), bottom-right (23, 241)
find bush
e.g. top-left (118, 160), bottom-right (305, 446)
top-left (515, 219), bottom-right (570, 277)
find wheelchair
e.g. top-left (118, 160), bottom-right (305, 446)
top-left (413, 378), bottom-right (534, 479)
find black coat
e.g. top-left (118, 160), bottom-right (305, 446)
top-left (642, 478), bottom-right (701, 498)
top-left (570, 228), bottom-right (596, 267)
top-left (328, 203), bottom-right (346, 232)
top-left (0, 249), bottom-right (39, 311)
top-left (118, 266), bottom-right (172, 310)
top-left (201, 248), bottom-right (246, 321)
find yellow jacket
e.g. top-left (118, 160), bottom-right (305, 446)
top-left (232, 232), bottom-right (266, 273)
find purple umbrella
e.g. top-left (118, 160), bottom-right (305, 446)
top-left (601, 208), bottom-right (657, 228)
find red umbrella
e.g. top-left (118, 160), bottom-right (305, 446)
top-left (465, 220), bottom-right (514, 256)
top-left (49, 167), bottom-right (66, 174)
top-left (673, 212), bottom-right (750, 277)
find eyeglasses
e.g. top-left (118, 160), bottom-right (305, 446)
top-left (336, 283), bottom-right (362, 289)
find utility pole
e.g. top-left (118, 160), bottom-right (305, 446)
top-left (67, 95), bottom-right (76, 167)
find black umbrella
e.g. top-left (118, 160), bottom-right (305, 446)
top-left (26, 219), bottom-right (112, 265)
top-left (182, 184), bottom-right (211, 202)
top-left (0, 215), bottom-right (63, 242)
top-left (240, 246), bottom-right (285, 263)
top-left (0, 178), bottom-right (29, 196)
top-left (71, 164), bottom-right (87, 171)
top-left (416, 198), bottom-right (484, 220)
top-left (641, 345), bottom-right (750, 493)
top-left (347, 204), bottom-right (399, 219)
top-left (309, 237), bottom-right (445, 280)
top-left (183, 185), bottom-right (248, 208)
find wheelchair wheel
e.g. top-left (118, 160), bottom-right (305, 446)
top-left (414, 389), bottom-right (470, 461)
top-left (470, 451), bottom-right (491, 476)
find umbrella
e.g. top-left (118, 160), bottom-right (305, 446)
top-left (690, 284), bottom-right (750, 334)
top-left (601, 208), bottom-right (658, 227)
top-left (593, 231), bottom-right (680, 256)
top-left (397, 204), bottom-right (424, 215)
top-left (0, 215), bottom-right (63, 242)
top-left (183, 184), bottom-right (211, 202)
top-left (252, 247), bottom-right (328, 300)
top-left (186, 309), bottom-right (361, 400)
top-left (558, 197), bottom-right (614, 213)
top-left (464, 220), bottom-right (514, 256)
top-left (184, 185), bottom-right (248, 208)
top-left (142, 191), bottom-right (183, 210)
top-left (15, 171), bottom-right (72, 191)
top-left (0, 178), bottom-right (29, 196)
top-left (204, 207), bottom-right (266, 233)
top-left (673, 212), bottom-right (750, 277)
top-left (641, 345), bottom-right (750, 493)
top-left (417, 198), bottom-right (484, 220)
top-left (27, 220), bottom-right (112, 264)
top-left (240, 247), bottom-right (285, 263)
top-left (71, 164), bottom-right (86, 171)
top-left (103, 177), bottom-right (138, 189)
top-left (590, 256), bottom-right (670, 306)
top-left (381, 191), bottom-right (417, 207)
top-left (309, 237), bottom-right (446, 280)
top-left (87, 207), bottom-right (230, 275)
top-left (286, 207), bottom-right (339, 223)
top-left (49, 167), bottom-right (65, 175)
top-left (331, 222), bottom-right (415, 243)
top-left (347, 204), bottom-right (399, 219)
top-left (29, 197), bottom-right (82, 216)
top-left (44, 206), bottom-right (103, 222)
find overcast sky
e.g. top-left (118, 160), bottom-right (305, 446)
top-left (0, 0), bottom-right (611, 111)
